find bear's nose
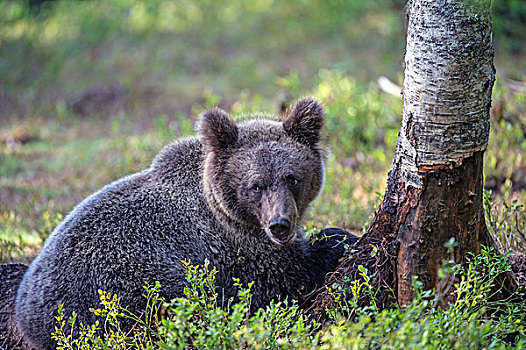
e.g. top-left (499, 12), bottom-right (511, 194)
top-left (268, 218), bottom-right (291, 237)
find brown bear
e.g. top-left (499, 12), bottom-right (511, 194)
top-left (14, 97), bottom-right (357, 349)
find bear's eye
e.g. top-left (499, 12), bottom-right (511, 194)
top-left (286, 175), bottom-right (299, 188)
top-left (251, 184), bottom-right (262, 194)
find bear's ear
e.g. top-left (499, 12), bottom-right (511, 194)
top-left (283, 97), bottom-right (325, 147)
top-left (199, 107), bottom-right (238, 152)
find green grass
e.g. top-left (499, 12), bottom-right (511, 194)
top-left (0, 0), bottom-right (524, 256)
top-left (0, 0), bottom-right (525, 261)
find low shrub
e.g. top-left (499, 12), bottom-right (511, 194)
top-left (52, 247), bottom-right (525, 349)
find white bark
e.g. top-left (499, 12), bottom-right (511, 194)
top-left (399, 0), bottom-right (494, 188)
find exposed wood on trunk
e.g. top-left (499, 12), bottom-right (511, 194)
top-left (396, 151), bottom-right (487, 304)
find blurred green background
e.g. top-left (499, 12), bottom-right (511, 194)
top-left (1, 0), bottom-right (525, 262)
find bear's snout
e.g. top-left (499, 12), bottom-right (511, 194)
top-left (260, 188), bottom-right (299, 245)
top-left (265, 216), bottom-right (295, 245)
top-left (269, 218), bottom-right (291, 237)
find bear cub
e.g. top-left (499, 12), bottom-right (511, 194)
top-left (15, 97), bottom-right (356, 349)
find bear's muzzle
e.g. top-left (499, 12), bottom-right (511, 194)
top-left (266, 217), bottom-right (295, 245)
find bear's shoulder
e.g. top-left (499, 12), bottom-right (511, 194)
top-left (149, 136), bottom-right (203, 185)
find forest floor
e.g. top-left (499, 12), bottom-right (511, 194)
top-left (1, 0), bottom-right (525, 264)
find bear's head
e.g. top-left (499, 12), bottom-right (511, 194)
top-left (200, 97), bottom-right (326, 245)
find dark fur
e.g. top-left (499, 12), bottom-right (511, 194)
top-left (14, 97), bottom-right (355, 349)
top-left (1, 264), bottom-right (27, 350)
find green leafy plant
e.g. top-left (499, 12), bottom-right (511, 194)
top-left (51, 260), bottom-right (320, 349)
top-left (320, 246), bottom-right (526, 350)
top-left (485, 185), bottom-right (526, 254)
top-left (52, 281), bottom-right (165, 349)
top-left (51, 248), bottom-right (525, 349)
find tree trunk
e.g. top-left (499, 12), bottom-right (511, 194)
top-left (394, 0), bottom-right (495, 304)
top-left (308, 0), bottom-right (516, 314)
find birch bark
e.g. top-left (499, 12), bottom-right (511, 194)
top-left (399, 0), bottom-right (493, 177)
